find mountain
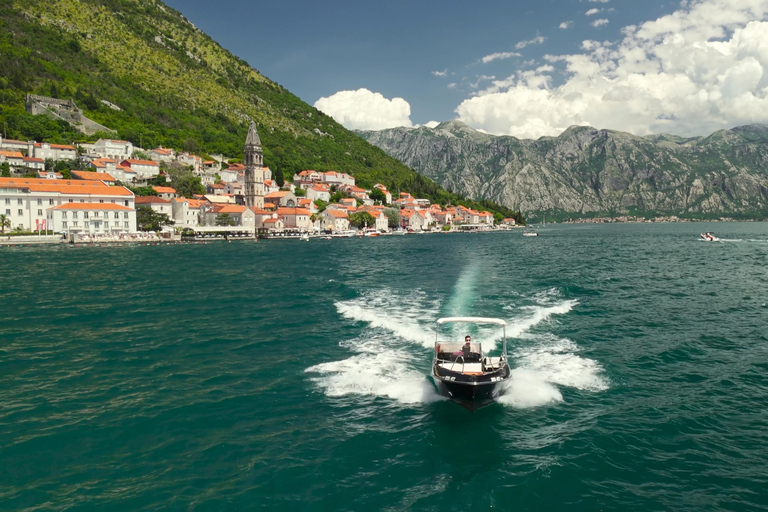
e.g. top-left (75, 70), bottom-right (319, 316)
top-left (358, 121), bottom-right (768, 219)
top-left (0, 0), bottom-right (519, 219)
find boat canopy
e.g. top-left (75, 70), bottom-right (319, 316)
top-left (436, 317), bottom-right (507, 326)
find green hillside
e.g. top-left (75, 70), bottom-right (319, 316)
top-left (0, 0), bottom-right (521, 221)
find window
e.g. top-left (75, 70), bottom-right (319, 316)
top-left (99, 199), bottom-right (104, 203)
top-left (73, 212), bottom-right (78, 219)
top-left (17, 209), bottom-right (22, 216)
top-left (80, 199), bottom-right (84, 203)
top-left (17, 198), bottom-right (22, 205)
top-left (123, 212), bottom-right (128, 219)
top-left (124, 200), bottom-right (129, 206)
top-left (83, 212), bottom-right (89, 219)
top-left (114, 212), bottom-right (119, 219)
top-left (68, 199), bottom-right (73, 203)
top-left (104, 222), bottom-right (109, 228)
top-left (37, 199), bottom-right (42, 206)
top-left (4, 198), bottom-right (8, 205)
top-left (62, 221), bottom-right (67, 228)
top-left (62, 212), bottom-right (67, 219)
top-left (4, 209), bottom-right (9, 215)
top-left (111, 200), bottom-right (115, 203)
top-left (49, 199), bottom-right (54, 205)
top-left (124, 221), bottom-right (129, 228)
top-left (84, 221), bottom-right (89, 228)
top-left (37, 209), bottom-right (42, 216)
top-left (72, 221), bottom-right (78, 227)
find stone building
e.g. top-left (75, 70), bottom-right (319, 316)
top-left (242, 122), bottom-right (265, 209)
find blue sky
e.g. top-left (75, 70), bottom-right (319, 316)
top-left (164, 0), bottom-right (768, 138)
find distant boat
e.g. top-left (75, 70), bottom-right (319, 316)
top-left (523, 226), bottom-right (538, 237)
top-left (700, 232), bottom-right (719, 242)
top-left (432, 317), bottom-right (511, 412)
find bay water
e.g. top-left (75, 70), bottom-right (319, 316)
top-left (2, 223), bottom-right (768, 510)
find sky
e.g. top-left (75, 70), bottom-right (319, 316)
top-left (164, 0), bottom-right (768, 139)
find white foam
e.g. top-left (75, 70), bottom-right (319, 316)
top-left (497, 368), bottom-right (563, 408)
top-left (336, 301), bottom-right (435, 348)
top-left (513, 334), bottom-right (609, 392)
top-left (305, 350), bottom-right (443, 404)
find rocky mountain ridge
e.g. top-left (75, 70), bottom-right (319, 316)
top-left (358, 121), bottom-right (768, 218)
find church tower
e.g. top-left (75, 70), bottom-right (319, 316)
top-left (243, 121), bottom-right (264, 208)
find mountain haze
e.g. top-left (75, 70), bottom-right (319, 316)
top-left (359, 121), bottom-right (768, 219)
top-left (0, 0), bottom-right (518, 218)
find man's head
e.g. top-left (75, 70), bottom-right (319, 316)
top-left (465, 335), bottom-right (471, 344)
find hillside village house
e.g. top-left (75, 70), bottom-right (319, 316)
top-left (171, 197), bottom-right (205, 227)
top-left (0, 151), bottom-right (46, 173)
top-left (502, 218), bottom-right (517, 226)
top-left (71, 170), bottom-right (117, 184)
top-left (32, 142), bottom-right (77, 161)
top-left (88, 158), bottom-right (136, 183)
top-left (265, 190), bottom-right (297, 207)
top-left (263, 179), bottom-right (279, 194)
top-left (373, 183), bottom-right (393, 204)
top-left (200, 204), bottom-right (251, 227)
top-left (147, 147), bottom-right (176, 162)
top-left (177, 153), bottom-right (202, 172)
top-left (220, 164), bottom-right (242, 182)
top-left (0, 136), bottom-right (31, 153)
top-left (120, 159), bottom-right (160, 180)
top-left (37, 170), bottom-right (63, 180)
top-left (0, 177), bottom-right (136, 234)
top-left (306, 184), bottom-right (331, 202)
top-left (135, 196), bottom-right (173, 218)
top-left (318, 209), bottom-right (350, 231)
top-left (152, 186), bottom-right (177, 200)
top-left (93, 139), bottom-right (134, 161)
top-left (276, 207), bottom-right (312, 229)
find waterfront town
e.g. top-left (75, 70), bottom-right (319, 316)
top-left (0, 122), bottom-right (515, 243)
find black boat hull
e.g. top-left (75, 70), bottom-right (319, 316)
top-left (432, 365), bottom-right (511, 412)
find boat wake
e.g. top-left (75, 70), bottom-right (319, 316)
top-left (306, 287), bottom-right (608, 409)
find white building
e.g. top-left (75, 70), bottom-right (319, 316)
top-left (0, 177), bottom-right (135, 233)
top-left (306, 184), bottom-right (331, 202)
top-left (120, 159), bottom-right (160, 180)
top-left (147, 147), bottom-right (176, 162)
top-left (47, 203), bottom-right (136, 234)
top-left (319, 209), bottom-right (350, 231)
top-left (32, 142), bottom-right (77, 161)
top-left (93, 139), bottom-right (134, 161)
top-left (135, 196), bottom-right (173, 218)
top-left (171, 197), bottom-right (205, 227)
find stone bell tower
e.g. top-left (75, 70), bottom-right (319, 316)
top-left (243, 121), bottom-right (264, 208)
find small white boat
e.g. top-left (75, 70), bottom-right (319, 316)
top-left (300, 234), bottom-right (309, 242)
top-left (522, 227), bottom-right (538, 237)
top-left (700, 232), bottom-right (719, 242)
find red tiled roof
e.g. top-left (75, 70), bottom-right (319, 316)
top-left (71, 171), bottom-right (116, 182)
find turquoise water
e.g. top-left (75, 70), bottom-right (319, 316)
top-left (2, 223), bottom-right (768, 511)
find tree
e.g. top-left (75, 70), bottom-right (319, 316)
top-left (294, 187), bottom-right (306, 197)
top-left (383, 208), bottom-right (400, 229)
top-left (314, 199), bottom-right (328, 213)
top-left (369, 188), bottom-right (386, 204)
top-left (215, 213), bottom-right (237, 226)
top-left (136, 206), bottom-right (172, 231)
top-left (349, 211), bottom-right (376, 229)
top-left (0, 214), bottom-right (10, 234)
top-left (0, 162), bottom-right (10, 177)
top-left (329, 191), bottom-right (343, 203)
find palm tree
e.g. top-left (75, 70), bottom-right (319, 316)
top-left (0, 214), bottom-right (10, 234)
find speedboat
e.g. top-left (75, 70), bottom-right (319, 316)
top-left (522, 227), bottom-right (538, 237)
top-left (432, 317), bottom-right (511, 412)
top-left (700, 232), bottom-right (719, 242)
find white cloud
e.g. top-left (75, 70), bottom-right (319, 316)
top-left (432, 70), bottom-right (448, 77)
top-left (559, 21), bottom-right (573, 29)
top-left (592, 18), bottom-right (609, 27)
top-left (447, 83), bottom-right (457, 89)
top-left (515, 36), bottom-right (547, 49)
top-left (424, 121), bottom-right (440, 128)
top-left (454, 0), bottom-right (768, 139)
top-left (481, 51), bottom-right (521, 63)
top-left (314, 88), bottom-right (413, 130)
top-left (586, 8), bottom-right (602, 16)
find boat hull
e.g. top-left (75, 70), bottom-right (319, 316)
top-left (432, 365), bottom-right (511, 412)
